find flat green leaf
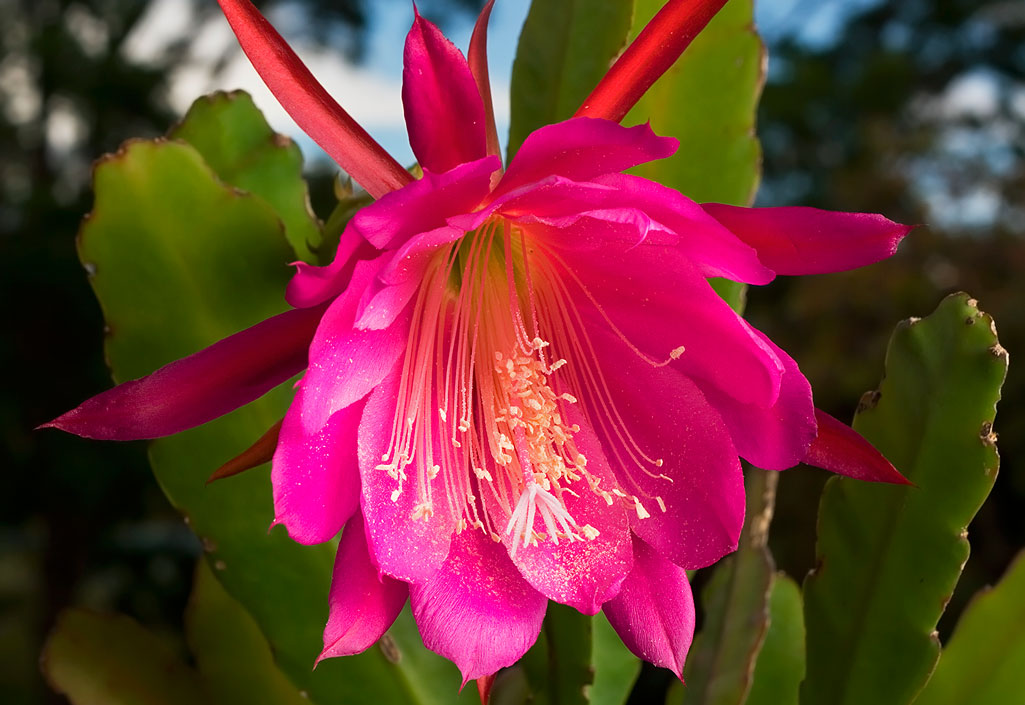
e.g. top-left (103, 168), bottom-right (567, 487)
top-left (508, 0), bottom-right (634, 159)
top-left (591, 612), bottom-right (641, 705)
top-left (626, 0), bottom-right (764, 206)
top-left (42, 610), bottom-right (210, 705)
top-left (186, 560), bottom-right (308, 705)
top-left (800, 293), bottom-right (1007, 705)
top-left (744, 574), bottom-right (804, 705)
top-left (170, 90), bottom-right (321, 262)
top-left (913, 550), bottom-right (1025, 705)
top-left (80, 138), bottom-right (474, 704)
top-left (681, 470), bottom-right (776, 705)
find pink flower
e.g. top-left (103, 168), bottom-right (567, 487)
top-left (47, 0), bottom-right (910, 687)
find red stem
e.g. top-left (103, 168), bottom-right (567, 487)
top-left (574, 0), bottom-right (729, 123)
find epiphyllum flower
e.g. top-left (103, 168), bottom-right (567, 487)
top-left (48, 0), bottom-right (911, 688)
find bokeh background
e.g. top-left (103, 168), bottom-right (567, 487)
top-left (2, 0), bottom-right (1023, 702)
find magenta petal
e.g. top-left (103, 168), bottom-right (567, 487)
top-left (353, 156), bottom-right (499, 250)
top-left (603, 535), bottom-right (695, 679)
top-left (45, 305), bottom-right (324, 441)
top-left (300, 257), bottom-right (411, 432)
top-left (567, 242), bottom-right (783, 408)
top-left (402, 10), bottom-right (487, 174)
top-left (697, 325), bottom-right (818, 471)
top-left (804, 409), bottom-right (910, 484)
top-left (215, 0), bottom-right (410, 198)
top-left (271, 389), bottom-right (364, 545)
top-left (319, 513), bottom-right (408, 661)
top-left (702, 204), bottom-right (912, 276)
top-left (494, 118), bottom-right (677, 199)
top-left (358, 364), bottom-right (458, 583)
top-left (410, 528), bottom-right (547, 685)
top-left (588, 327), bottom-right (745, 569)
top-left (489, 410), bottom-right (633, 615)
top-left (468, 0), bottom-right (500, 160)
top-left (286, 226), bottom-right (379, 309)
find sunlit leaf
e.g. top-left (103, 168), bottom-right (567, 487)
top-left (744, 574), bottom-right (804, 705)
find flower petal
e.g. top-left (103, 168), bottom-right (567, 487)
top-left (319, 513), bottom-right (408, 662)
top-left (215, 0), bottom-right (410, 198)
top-left (410, 528), bottom-right (547, 685)
top-left (44, 305), bottom-right (325, 440)
top-left (697, 324), bottom-right (818, 470)
top-left (702, 204), bottom-right (912, 276)
top-left (487, 409), bottom-right (633, 615)
top-left (494, 118), bottom-right (677, 199)
top-left (285, 225), bottom-right (378, 309)
top-left (271, 389), bottom-right (364, 545)
top-left (353, 156), bottom-right (500, 250)
top-left (358, 363), bottom-right (458, 583)
top-left (576, 0), bottom-right (729, 122)
top-left (588, 326), bottom-right (745, 569)
top-left (300, 257), bottom-right (411, 432)
top-left (804, 409), bottom-right (910, 484)
top-left (564, 241), bottom-right (783, 408)
top-left (468, 0), bottom-right (500, 160)
top-left (402, 10), bottom-right (487, 173)
top-left (603, 535), bottom-right (695, 679)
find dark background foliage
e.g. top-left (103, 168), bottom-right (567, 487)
top-left (1, 0), bottom-right (1022, 702)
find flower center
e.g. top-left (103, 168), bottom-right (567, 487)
top-left (375, 218), bottom-right (670, 551)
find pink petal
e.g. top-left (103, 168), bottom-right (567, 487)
top-left (319, 513), bottom-right (408, 662)
top-left (352, 156), bottom-right (500, 250)
top-left (271, 389), bottom-right (364, 545)
top-left (402, 10), bottom-right (487, 174)
top-left (410, 528), bottom-right (547, 685)
top-left (603, 535), bottom-right (695, 679)
top-left (43, 305), bottom-right (325, 440)
top-left (215, 0), bottom-right (410, 198)
top-left (587, 326), bottom-right (745, 569)
top-left (564, 241), bottom-right (783, 408)
top-left (358, 364), bottom-right (458, 583)
top-left (486, 410), bottom-right (633, 615)
top-left (285, 226), bottom-right (379, 309)
top-left (702, 204), bottom-right (912, 276)
top-left (697, 324), bottom-right (818, 471)
top-left (804, 409), bottom-right (910, 484)
top-left (576, 0), bottom-right (729, 122)
top-left (494, 118), bottom-right (677, 199)
top-left (468, 0), bottom-right (501, 160)
top-left (300, 257), bottom-right (411, 432)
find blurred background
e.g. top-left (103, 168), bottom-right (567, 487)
top-left (1, 0), bottom-right (1023, 702)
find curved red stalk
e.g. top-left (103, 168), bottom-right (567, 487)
top-left (216, 0), bottom-right (412, 198)
top-left (468, 0), bottom-right (501, 161)
top-left (574, 0), bottom-right (729, 123)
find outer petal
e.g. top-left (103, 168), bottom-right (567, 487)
top-left (486, 410), bottom-right (633, 615)
top-left (804, 409), bottom-right (910, 484)
top-left (587, 326), bottom-right (745, 569)
top-left (702, 204), bottom-right (911, 276)
top-left (271, 389), bottom-right (364, 545)
top-left (358, 363), bottom-right (458, 583)
top-left (300, 257), bottom-right (410, 432)
top-left (494, 118), bottom-right (677, 199)
top-left (403, 10), bottom-right (487, 173)
top-left (319, 513), bottom-right (408, 661)
top-left (286, 225), bottom-right (378, 309)
top-left (697, 324), bottom-right (818, 471)
top-left (603, 535), bottom-right (695, 679)
top-left (353, 156), bottom-right (500, 250)
top-left (410, 528), bottom-right (547, 685)
top-left (468, 0), bottom-right (500, 160)
top-left (562, 241), bottom-right (783, 408)
top-left (216, 0), bottom-right (410, 198)
top-left (44, 305), bottom-right (325, 440)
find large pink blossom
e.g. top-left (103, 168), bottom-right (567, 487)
top-left (47, 0), bottom-right (910, 687)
